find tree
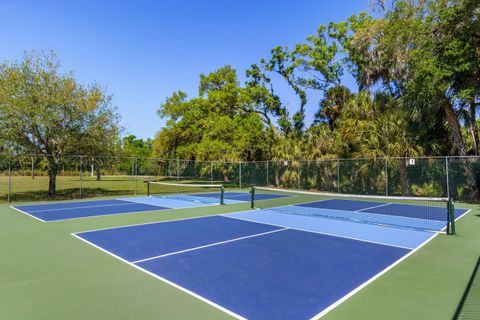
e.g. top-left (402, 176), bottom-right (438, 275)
top-left (153, 66), bottom-right (271, 164)
top-left (122, 135), bottom-right (153, 158)
top-left (327, 0), bottom-right (479, 198)
top-left (0, 50), bottom-right (121, 195)
top-left (315, 85), bottom-right (354, 128)
top-left (335, 92), bottom-right (426, 195)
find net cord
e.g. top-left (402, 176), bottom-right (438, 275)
top-left (148, 181), bottom-right (224, 188)
top-left (254, 186), bottom-right (449, 202)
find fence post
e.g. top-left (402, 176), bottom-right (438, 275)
top-left (177, 158), bottom-right (180, 181)
top-left (445, 156), bottom-right (450, 199)
top-left (79, 156), bottom-right (83, 199)
top-left (337, 159), bottom-right (340, 193)
top-left (239, 161), bottom-right (242, 189)
top-left (31, 156), bottom-right (35, 180)
top-left (134, 157), bottom-right (137, 196)
top-left (297, 161), bottom-right (301, 190)
top-left (210, 162), bottom-right (213, 184)
top-left (385, 158), bottom-right (388, 196)
top-left (266, 161), bottom-right (269, 187)
top-left (7, 155), bottom-right (11, 203)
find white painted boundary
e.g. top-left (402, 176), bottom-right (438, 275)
top-left (9, 205), bottom-right (46, 222)
top-left (70, 207), bottom-right (475, 320)
top-left (13, 205), bottom-right (173, 223)
top-left (310, 232), bottom-right (439, 319)
top-left (357, 203), bottom-right (392, 212)
top-left (310, 208), bottom-right (473, 319)
top-left (10, 197), bottom-right (212, 223)
top-left (132, 228), bottom-right (288, 263)
top-left (76, 213), bottom-right (222, 233)
top-left (25, 201), bottom-right (144, 213)
top-left (71, 233), bottom-right (246, 320)
top-left (222, 214), bottom-right (415, 250)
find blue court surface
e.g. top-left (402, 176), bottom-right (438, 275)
top-left (73, 200), bottom-right (468, 319)
top-left (12, 191), bottom-right (271, 222)
top-left (293, 199), bottom-right (468, 232)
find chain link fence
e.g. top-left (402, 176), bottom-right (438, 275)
top-left (1, 154), bottom-right (480, 202)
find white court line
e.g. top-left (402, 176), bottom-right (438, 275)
top-left (222, 213), bottom-right (416, 250)
top-left (311, 206), bottom-right (472, 319)
top-left (357, 203), bottom-right (392, 212)
top-left (455, 208), bottom-right (472, 222)
top-left (116, 196), bottom-right (220, 209)
top-left (72, 205), bottom-right (474, 319)
top-left (310, 231), bottom-right (439, 319)
top-left (24, 201), bottom-right (144, 213)
top-left (132, 228), bottom-right (289, 264)
top-left (14, 204), bottom-right (174, 223)
top-left (71, 233), bottom-right (246, 320)
top-left (76, 213), bottom-right (223, 234)
top-left (9, 206), bottom-right (46, 222)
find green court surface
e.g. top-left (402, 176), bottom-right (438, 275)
top-left (1, 198), bottom-right (480, 320)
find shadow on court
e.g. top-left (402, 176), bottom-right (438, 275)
top-left (453, 255), bottom-right (480, 320)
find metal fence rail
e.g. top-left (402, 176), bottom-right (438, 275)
top-left (1, 154), bottom-right (480, 203)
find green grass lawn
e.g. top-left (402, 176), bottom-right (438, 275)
top-left (1, 196), bottom-right (479, 319)
top-left (0, 175), bottom-right (234, 203)
top-left (0, 175), bottom-right (141, 202)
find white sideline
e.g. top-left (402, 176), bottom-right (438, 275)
top-left (70, 207), bottom-right (474, 320)
top-left (71, 233), bottom-right (246, 320)
top-left (9, 206), bottom-right (46, 222)
top-left (310, 231), bottom-right (439, 319)
top-left (311, 207), bottom-right (473, 319)
top-left (76, 213), bottom-right (222, 234)
top-left (25, 201), bottom-right (142, 213)
top-left (222, 213), bottom-right (415, 250)
top-left (132, 227), bottom-right (289, 263)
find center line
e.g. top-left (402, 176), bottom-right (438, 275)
top-left (132, 227), bottom-right (289, 264)
top-left (357, 203), bottom-right (392, 212)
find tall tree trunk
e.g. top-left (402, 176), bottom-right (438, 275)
top-left (95, 164), bottom-right (101, 181)
top-left (443, 103), bottom-right (480, 200)
top-left (47, 160), bottom-right (58, 196)
top-left (468, 99), bottom-right (479, 155)
top-left (399, 160), bottom-right (411, 196)
top-left (275, 168), bottom-right (280, 187)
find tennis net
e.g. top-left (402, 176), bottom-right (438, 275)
top-left (147, 181), bottom-right (225, 205)
top-left (251, 186), bottom-right (455, 233)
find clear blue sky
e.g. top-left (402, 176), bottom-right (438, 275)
top-left (1, 0), bottom-right (370, 139)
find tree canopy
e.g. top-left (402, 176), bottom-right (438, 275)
top-left (0, 51), bottom-right (121, 195)
top-left (151, 0), bottom-right (480, 197)
top-left (1, 0), bottom-right (479, 198)
top-left (153, 66), bottom-right (273, 162)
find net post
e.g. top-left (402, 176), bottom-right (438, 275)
top-left (220, 185), bottom-right (225, 205)
top-left (146, 180), bottom-right (151, 196)
top-left (448, 198), bottom-right (456, 235)
top-left (250, 185), bottom-right (255, 209)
